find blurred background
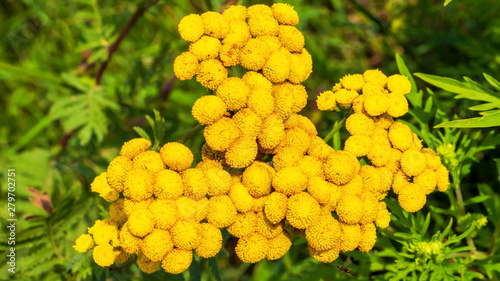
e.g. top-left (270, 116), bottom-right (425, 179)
top-left (1, 0), bottom-right (499, 280)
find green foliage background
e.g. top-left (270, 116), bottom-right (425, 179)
top-left (1, 0), bottom-right (500, 280)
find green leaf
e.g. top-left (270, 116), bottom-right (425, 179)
top-left (133, 126), bottom-right (151, 141)
top-left (188, 258), bottom-right (201, 281)
top-left (484, 73), bottom-right (500, 92)
top-left (444, 0), bottom-right (453, 6)
top-left (208, 258), bottom-right (221, 281)
top-left (469, 103), bottom-right (499, 112)
top-left (396, 53), bottom-right (420, 108)
top-left (434, 111), bottom-right (500, 128)
top-left (463, 195), bottom-right (491, 206)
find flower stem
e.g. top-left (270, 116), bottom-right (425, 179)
top-left (452, 172), bottom-right (477, 256)
top-left (323, 111), bottom-right (349, 144)
top-left (178, 124), bottom-right (204, 144)
top-left (48, 221), bottom-right (64, 260)
top-left (487, 216), bottom-right (500, 256)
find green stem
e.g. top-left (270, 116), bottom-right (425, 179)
top-left (48, 221), bottom-right (64, 260)
top-left (178, 124), bottom-right (204, 144)
top-left (323, 111), bottom-right (349, 144)
top-left (487, 216), bottom-right (500, 256)
top-left (452, 172), bottom-right (476, 256)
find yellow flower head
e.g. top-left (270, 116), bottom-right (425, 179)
top-left (286, 192), bottom-right (321, 229)
top-left (263, 49), bottom-right (291, 83)
top-left (336, 194), bottom-right (363, 224)
top-left (176, 196), bottom-right (198, 221)
top-left (278, 25), bottom-right (304, 53)
top-left (182, 168), bottom-right (209, 200)
top-left (271, 3), bottom-right (299, 25)
top-left (251, 194), bottom-right (269, 213)
top-left (247, 88), bottom-right (275, 118)
top-left (401, 149), bottom-right (427, 177)
top-left (92, 243), bottom-right (115, 267)
top-left (235, 232), bottom-right (269, 263)
top-left (290, 83), bottom-right (309, 113)
top-left (307, 243), bottom-right (340, 263)
top-left (230, 169), bottom-right (243, 184)
top-left (272, 147), bottom-right (304, 171)
top-left (387, 74), bottom-right (412, 95)
top-left (233, 108), bottom-right (262, 138)
top-left (288, 51), bottom-right (313, 84)
top-left (242, 71), bottom-right (273, 92)
top-left (341, 74), bottom-right (365, 91)
top-left (359, 192), bottom-right (380, 224)
top-left (109, 199), bottom-right (127, 224)
top-left (113, 248), bottom-right (130, 264)
top-left (358, 222), bottom-right (377, 253)
top-left (73, 234), bottom-right (94, 253)
top-left (160, 142), bottom-right (194, 172)
top-left (189, 36), bottom-right (221, 61)
top-left (229, 182), bottom-right (254, 213)
top-left (324, 150), bottom-right (360, 185)
top-left (196, 59), bottom-right (228, 90)
top-left (398, 183), bottom-right (427, 212)
top-left (248, 15), bottom-right (279, 37)
top-left (392, 170), bottom-right (410, 195)
top-left (133, 150), bottom-right (165, 173)
top-left (363, 69), bottom-right (388, 86)
top-left (292, 115), bottom-right (318, 136)
top-left (247, 4), bottom-right (273, 19)
top-left (256, 211), bottom-right (284, 239)
top-left (258, 113), bottom-right (285, 150)
top-left (123, 197), bottom-right (154, 217)
top-left (281, 127), bottom-right (312, 154)
top-left (387, 93), bottom-right (409, 118)
top-left (373, 113), bottom-right (394, 130)
top-left (119, 222), bottom-right (143, 254)
top-left (195, 223), bottom-right (223, 258)
top-left (335, 89), bottom-right (359, 110)
top-left (362, 82), bottom-right (384, 96)
top-left (351, 94), bottom-right (366, 114)
top-left (91, 172), bottom-right (119, 202)
top-left (267, 231), bottom-right (292, 260)
top-left (222, 5), bottom-right (247, 22)
top-left (410, 132), bottom-right (423, 151)
top-left (219, 43), bottom-right (240, 67)
top-left (197, 159), bottom-right (224, 172)
top-left (195, 197), bottom-right (210, 222)
top-left (201, 143), bottom-right (226, 165)
top-left (228, 211), bottom-right (258, 238)
top-left (272, 166), bottom-right (308, 196)
top-left (239, 38), bottom-right (271, 71)
top-left (242, 162), bottom-right (273, 197)
top-left (205, 167), bottom-right (232, 196)
top-left (367, 143), bottom-right (392, 167)
top-left (128, 209), bottom-right (155, 238)
top-left (201, 11), bottom-right (230, 38)
top-left (307, 136), bottom-right (335, 162)
top-left (171, 220), bottom-right (202, 250)
top-left (375, 202), bottom-right (391, 228)
top-left (161, 248), bottom-right (193, 274)
top-left (223, 21), bottom-right (250, 48)
top-left (216, 77), bottom-right (250, 111)
top-left (340, 222), bottom-right (361, 253)
top-left (359, 165), bottom-right (384, 194)
top-left (142, 229), bottom-right (174, 262)
top-left (120, 138), bottom-right (152, 160)
top-left (173, 52), bottom-right (199, 80)
top-left (414, 169), bottom-right (437, 195)
top-left (204, 117), bottom-right (241, 152)
top-left (422, 148), bottom-right (442, 170)
top-left (136, 253), bottom-right (161, 274)
top-left (225, 137), bottom-right (258, 168)
top-left (148, 199), bottom-right (178, 230)
top-left (344, 135), bottom-right (371, 157)
top-left (346, 113), bottom-right (375, 136)
top-left (207, 195), bottom-right (238, 228)
top-left (178, 14), bottom-right (204, 42)
top-left (306, 215), bottom-right (341, 251)
top-left (263, 191), bottom-right (288, 224)
top-left (192, 95), bottom-right (227, 126)
top-left (340, 174), bottom-right (362, 197)
top-left (436, 164), bottom-right (450, 192)
top-left (123, 168), bottom-right (154, 201)
top-left (364, 93), bottom-right (389, 117)
top-left (316, 90), bottom-right (336, 111)
top-left (154, 169), bottom-right (184, 200)
top-left (377, 166), bottom-right (394, 196)
top-left (107, 156), bottom-right (133, 192)
top-left (388, 122), bottom-right (413, 151)
top-left (307, 177), bottom-right (336, 205)
top-left (297, 155), bottom-right (324, 179)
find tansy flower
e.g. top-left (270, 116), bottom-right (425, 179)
top-left (306, 177), bottom-right (334, 205)
top-left (375, 202), bottom-right (391, 228)
top-left (171, 220), bottom-right (202, 250)
top-left (141, 229), bottom-right (174, 262)
top-left (225, 137), bottom-right (258, 168)
top-left (120, 138), bottom-right (151, 159)
top-left (387, 93), bottom-right (409, 118)
top-left (248, 15), bottom-right (279, 37)
top-left (73, 234), bottom-right (94, 253)
top-left (273, 83), bottom-right (295, 119)
top-left (297, 155), bottom-right (324, 179)
top-left (307, 136), bottom-right (335, 162)
top-left (113, 249), bottom-right (130, 264)
top-left (195, 223), bottom-right (223, 258)
top-left (264, 192), bottom-right (288, 224)
top-left (123, 168), bottom-right (154, 201)
top-left (233, 108), bottom-right (262, 138)
top-left (323, 150), bottom-right (360, 185)
top-left (229, 182), bottom-right (254, 213)
top-left (128, 209), bottom-right (155, 238)
top-left (189, 36), bottom-right (221, 61)
top-left (89, 219), bottom-right (119, 245)
top-left (364, 93), bottom-right (389, 117)
top-left (271, 3), bottom-right (299, 25)
top-left (286, 192), bottom-right (321, 229)
top-left (197, 160), bottom-right (224, 172)
top-left (178, 14), bottom-right (204, 42)
top-left (339, 222), bottom-right (361, 252)
top-left (359, 192), bottom-right (380, 224)
top-left (192, 95), bottom-right (227, 126)
top-left (410, 132), bottom-right (423, 151)
top-left (205, 167), bottom-right (232, 196)
top-left (251, 194), bottom-right (269, 213)
top-left (228, 211), bottom-right (258, 238)
top-left (242, 71), bottom-right (273, 92)
top-left (288, 51), bottom-right (312, 84)
top-left (358, 223), bottom-right (377, 253)
top-left (256, 211), bottom-right (284, 239)
top-left (235, 232), bottom-right (269, 263)
top-left (154, 169), bottom-right (184, 200)
top-left (341, 74), bottom-right (365, 91)
top-left (173, 52), bottom-right (199, 80)
top-left (398, 183), bottom-right (427, 212)
top-left (201, 143), bottom-right (226, 165)
top-left (352, 95), bottom-right (366, 114)
top-left (422, 148), bottom-right (442, 170)
top-left (272, 166), bottom-right (308, 196)
top-left (281, 127), bottom-right (312, 155)
top-left (263, 49), bottom-right (291, 83)
top-left (344, 135), bottom-right (371, 158)
top-left (290, 83), bottom-right (309, 113)
top-left (336, 194), bottom-right (363, 224)
top-left (345, 113), bottom-right (375, 136)
top-left (392, 170), bottom-right (410, 195)
top-left (195, 197), bottom-right (210, 222)
top-left (387, 74), bottom-right (412, 95)
top-left (362, 82), bottom-right (384, 96)
top-left (107, 156), bottom-right (133, 192)
top-left (376, 166), bottom-right (394, 195)
top-left (223, 20), bottom-right (251, 47)
top-left (230, 170), bottom-right (243, 184)
top-left (367, 144), bottom-right (391, 167)
top-left (306, 215), bottom-right (341, 251)
top-left (119, 222), bottom-right (143, 254)
top-left (372, 128), bottom-right (392, 148)
top-left (133, 151), bottom-right (164, 173)
top-left (196, 59), bottom-right (228, 90)
top-left (363, 69), bottom-right (387, 86)
top-left (436, 164), bottom-right (450, 192)
top-left (219, 43), bottom-right (240, 67)
top-left (335, 88), bottom-right (359, 110)
top-left (247, 4), bottom-right (273, 19)
top-left (176, 196), bottom-right (198, 221)
top-left (216, 77), bottom-right (250, 111)
top-left (307, 244), bottom-right (340, 263)
top-left (148, 199), bottom-right (178, 230)
top-left (222, 5), bottom-right (247, 22)
top-left (136, 253), bottom-right (161, 274)
top-left (91, 172), bottom-right (119, 202)
top-left (258, 113), bottom-right (285, 150)
top-left (239, 38), bottom-right (271, 71)
top-left (388, 122), bottom-right (413, 151)
top-left (316, 90), bottom-right (336, 111)
top-left (160, 142), bottom-right (194, 171)
top-left (93, 243), bottom-right (115, 267)
top-left (201, 11), bottom-right (230, 38)
top-left (162, 248), bottom-right (193, 274)
top-left (182, 168), bottom-right (209, 200)
top-left (109, 199), bottom-right (127, 224)
top-left (414, 169), bottom-right (437, 194)
top-left (400, 149), bottom-right (427, 177)
top-left (247, 88), bottom-right (275, 118)
top-left (266, 231), bottom-right (292, 260)
top-left (272, 147), bottom-right (304, 171)
top-left (204, 117), bottom-right (241, 152)
top-left (359, 165), bottom-right (384, 194)
top-left (242, 162), bottom-right (273, 197)
top-left (277, 25), bottom-right (304, 53)
top-left (339, 174), bottom-right (362, 196)
top-left (123, 197), bottom-right (154, 217)
top-left (373, 113), bottom-right (394, 130)
top-left (207, 195), bottom-right (237, 228)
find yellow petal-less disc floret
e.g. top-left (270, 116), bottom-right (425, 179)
top-left (324, 150), bottom-right (360, 185)
top-left (154, 169), bottom-right (184, 200)
top-left (316, 90), bottom-right (336, 111)
top-left (436, 164), bottom-right (450, 192)
top-left (107, 156), bottom-right (133, 192)
top-left (272, 147), bottom-right (304, 171)
top-left (358, 222), bottom-right (377, 253)
top-left (120, 138), bottom-right (152, 159)
top-left (204, 117), bottom-right (241, 152)
top-left (258, 113), bottom-right (285, 150)
top-left (374, 113), bottom-right (394, 130)
top-left (137, 253), bottom-right (161, 274)
top-left (387, 74), bottom-right (412, 95)
top-left (171, 220), bottom-right (202, 250)
top-left (173, 52), bottom-right (199, 80)
top-left (400, 149), bottom-right (427, 177)
top-left (307, 177), bottom-right (335, 205)
top-left (242, 162), bottom-right (273, 197)
top-left (91, 172), bottom-right (119, 202)
top-left (228, 212), bottom-right (258, 238)
top-left (367, 144), bottom-right (392, 167)
top-left (223, 21), bottom-right (251, 48)
top-left (114, 249), bottom-right (130, 264)
top-left (109, 199), bottom-right (127, 224)
top-left (201, 11), bottom-right (230, 39)
top-left (247, 4), bottom-right (273, 19)
top-left (388, 122), bottom-right (413, 151)
top-left (148, 199), bottom-right (178, 230)
top-left (256, 211), bottom-right (284, 239)
top-left (160, 142), bottom-right (194, 171)
top-left (271, 3), bottom-right (299, 25)
top-left (362, 82), bottom-right (384, 96)
top-left (176, 196), bottom-right (198, 221)
top-left (235, 232), bottom-right (269, 263)
top-left (222, 5), bottom-right (247, 22)
top-left (335, 89), bottom-right (359, 110)
top-left (195, 223), bottom-right (223, 258)
top-left (278, 25), bottom-right (304, 53)
top-left (205, 167), bottom-right (232, 196)
top-left (192, 95), bottom-right (227, 126)
top-left (286, 192), bottom-right (321, 229)
top-left (281, 127), bottom-right (312, 154)
top-left (336, 194), bottom-right (363, 224)
top-left (264, 191), bottom-right (288, 224)
top-left (272, 166), bottom-right (308, 196)
top-left (189, 36), bottom-right (221, 61)
top-left (375, 202), bottom-right (391, 228)
top-left (242, 71), bottom-right (273, 92)
top-left (216, 77), bottom-right (250, 111)
top-left (387, 93), bottom-right (409, 118)
top-left (92, 243), bottom-right (115, 267)
top-left (73, 234), bottom-right (94, 253)
top-left (263, 49), bottom-right (291, 83)
top-left (306, 215), bottom-right (341, 251)
top-left (178, 14), bottom-right (204, 42)
top-left (248, 15), bottom-right (279, 37)
top-left (119, 222), bottom-right (143, 254)
top-left (308, 244), bottom-right (340, 263)
top-left (346, 113), bottom-right (375, 136)
top-left (344, 135), bottom-right (371, 157)
top-left (128, 209), bottom-right (155, 238)
top-left (339, 222), bottom-right (361, 253)
top-left (162, 248), bottom-right (193, 274)
top-left (248, 88), bottom-right (275, 118)
top-left (239, 38), bottom-right (271, 71)
top-left (233, 108), bottom-right (262, 138)
top-left (398, 183), bottom-right (427, 212)
top-left (142, 229), bottom-right (174, 262)
top-left (364, 93), bottom-right (389, 117)
top-left (225, 137), bottom-right (258, 168)
top-left (207, 195), bottom-right (238, 228)
top-left (219, 43), bottom-right (240, 67)
top-left (297, 155), bottom-right (324, 179)
top-left (341, 74), bottom-right (365, 91)
top-left (196, 59), bottom-right (228, 90)
top-left (123, 197), bottom-right (154, 217)
top-left (123, 168), bottom-right (154, 201)
top-left (363, 69), bottom-right (387, 86)
top-left (182, 168), bottom-right (209, 200)
top-left (266, 231), bottom-right (292, 260)
top-left (308, 136), bottom-right (335, 162)
top-left (229, 182), bottom-right (254, 213)
top-left (414, 169), bottom-right (437, 195)
top-left (133, 151), bottom-right (164, 173)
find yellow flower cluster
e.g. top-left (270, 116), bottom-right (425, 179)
top-left (174, 4), bottom-right (313, 169)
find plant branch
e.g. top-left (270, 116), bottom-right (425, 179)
top-left (487, 216), bottom-right (500, 256)
top-left (323, 111), bottom-right (349, 144)
top-left (48, 221), bottom-right (64, 260)
top-left (452, 172), bottom-right (477, 256)
top-left (95, 0), bottom-right (159, 85)
top-left (178, 124), bottom-right (204, 144)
